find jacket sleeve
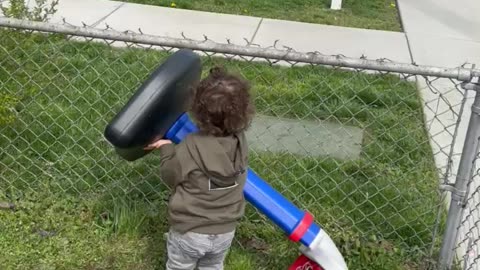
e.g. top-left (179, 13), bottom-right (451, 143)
top-left (158, 143), bottom-right (183, 188)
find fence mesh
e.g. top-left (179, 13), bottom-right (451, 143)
top-left (0, 21), bottom-right (473, 269)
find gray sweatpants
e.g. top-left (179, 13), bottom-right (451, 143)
top-left (166, 229), bottom-right (235, 270)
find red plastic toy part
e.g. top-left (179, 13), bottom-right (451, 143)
top-left (289, 255), bottom-right (323, 270)
top-left (289, 212), bottom-right (314, 242)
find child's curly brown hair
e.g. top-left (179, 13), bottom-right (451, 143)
top-left (190, 67), bottom-right (255, 137)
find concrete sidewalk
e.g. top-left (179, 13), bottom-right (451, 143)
top-left (398, 0), bottom-right (480, 67)
top-left (46, 0), bottom-right (412, 63)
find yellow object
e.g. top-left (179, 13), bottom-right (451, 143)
top-left (171, 2), bottom-right (177, 8)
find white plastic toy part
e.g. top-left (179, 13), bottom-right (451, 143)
top-left (299, 230), bottom-right (348, 270)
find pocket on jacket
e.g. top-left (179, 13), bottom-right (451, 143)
top-left (208, 178), bottom-right (239, 191)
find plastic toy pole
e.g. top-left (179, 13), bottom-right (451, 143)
top-left (166, 113), bottom-right (348, 270)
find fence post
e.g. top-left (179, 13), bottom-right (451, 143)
top-left (439, 81), bottom-right (480, 269)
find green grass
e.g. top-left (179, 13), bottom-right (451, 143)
top-left (0, 31), bottom-right (441, 269)
top-left (119, 0), bottom-right (402, 32)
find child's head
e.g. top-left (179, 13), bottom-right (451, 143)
top-left (191, 66), bottom-right (254, 137)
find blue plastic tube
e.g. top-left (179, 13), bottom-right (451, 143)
top-left (165, 113), bottom-right (321, 247)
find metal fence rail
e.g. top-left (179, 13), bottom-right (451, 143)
top-left (0, 17), bottom-right (479, 269)
top-left (1, 17), bottom-right (478, 81)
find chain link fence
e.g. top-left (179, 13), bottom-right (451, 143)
top-left (1, 17), bottom-right (480, 269)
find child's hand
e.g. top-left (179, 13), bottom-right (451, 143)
top-left (144, 139), bottom-right (172, 150)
